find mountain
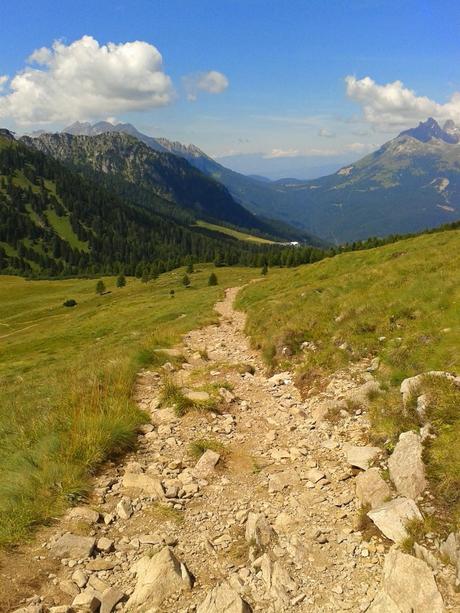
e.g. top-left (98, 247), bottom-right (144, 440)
top-left (58, 118), bottom-right (460, 244)
top-left (26, 130), bottom-right (313, 243)
top-left (0, 132), bottom-right (309, 277)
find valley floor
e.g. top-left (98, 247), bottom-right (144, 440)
top-left (2, 286), bottom-right (459, 612)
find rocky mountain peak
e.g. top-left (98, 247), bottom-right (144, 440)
top-left (0, 128), bottom-right (15, 141)
top-left (399, 117), bottom-right (459, 144)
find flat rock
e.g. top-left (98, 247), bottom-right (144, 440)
top-left (268, 469), bottom-right (300, 493)
top-left (197, 581), bottom-right (252, 613)
top-left (369, 549), bottom-right (444, 612)
top-left (67, 506), bottom-right (100, 524)
top-left (388, 431), bottom-right (427, 499)
top-left (123, 472), bottom-right (165, 499)
top-left (367, 497), bottom-right (422, 543)
top-left (400, 371), bottom-right (460, 405)
top-left (185, 390), bottom-right (210, 402)
top-left (51, 533), bottom-right (96, 559)
top-left (194, 449), bottom-right (220, 477)
top-left (355, 468), bottom-right (391, 509)
top-left (344, 444), bottom-right (381, 470)
top-left (126, 546), bottom-right (192, 611)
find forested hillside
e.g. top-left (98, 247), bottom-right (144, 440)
top-left (0, 133), bottom-right (327, 276)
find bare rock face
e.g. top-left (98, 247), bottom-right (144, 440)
top-left (367, 497), bottom-right (422, 543)
top-left (388, 431), bottom-right (427, 499)
top-left (51, 533), bottom-right (96, 559)
top-left (344, 444), bottom-right (381, 470)
top-left (126, 546), bottom-right (193, 611)
top-left (194, 449), bottom-right (221, 477)
top-left (368, 549), bottom-right (444, 612)
top-left (196, 581), bottom-right (252, 613)
top-left (355, 468), bottom-right (391, 509)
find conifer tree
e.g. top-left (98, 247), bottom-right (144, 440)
top-left (261, 263), bottom-right (268, 275)
top-left (182, 273), bottom-right (191, 287)
top-left (208, 272), bottom-right (218, 286)
top-left (116, 273), bottom-right (126, 288)
top-left (96, 279), bottom-right (106, 295)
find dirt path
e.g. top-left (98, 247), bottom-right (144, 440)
top-left (4, 287), bottom-right (457, 612)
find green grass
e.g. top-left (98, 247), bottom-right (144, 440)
top-left (237, 230), bottom-right (460, 381)
top-left (194, 220), bottom-right (276, 244)
top-left (237, 229), bottom-right (460, 524)
top-left (189, 438), bottom-right (226, 459)
top-left (0, 266), bottom-right (257, 545)
top-left (45, 208), bottom-right (89, 252)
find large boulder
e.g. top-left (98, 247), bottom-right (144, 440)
top-left (50, 533), bottom-right (96, 559)
top-left (367, 497), bottom-right (422, 543)
top-left (197, 581), bottom-right (252, 613)
top-left (355, 468), bottom-right (391, 509)
top-left (343, 443), bottom-right (381, 470)
top-left (388, 431), bottom-right (427, 499)
top-left (126, 546), bottom-right (192, 611)
top-left (368, 549), bottom-right (444, 612)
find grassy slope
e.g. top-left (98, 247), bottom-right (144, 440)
top-left (237, 229), bottom-right (460, 523)
top-left (0, 266), bottom-right (257, 545)
top-left (194, 220), bottom-right (276, 244)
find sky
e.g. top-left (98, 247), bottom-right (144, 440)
top-left (0, 0), bottom-right (459, 178)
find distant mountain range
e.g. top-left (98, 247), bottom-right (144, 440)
top-left (58, 118), bottom-right (460, 243)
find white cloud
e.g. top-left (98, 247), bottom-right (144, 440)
top-left (263, 148), bottom-right (299, 159)
top-left (318, 128), bottom-right (335, 138)
top-left (0, 36), bottom-right (174, 125)
top-left (0, 76), bottom-right (8, 92)
top-left (183, 70), bottom-right (229, 101)
top-left (345, 75), bottom-right (460, 128)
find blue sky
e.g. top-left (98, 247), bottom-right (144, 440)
top-left (1, 0), bottom-right (459, 178)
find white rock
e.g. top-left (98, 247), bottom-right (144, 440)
top-left (344, 444), bottom-right (381, 470)
top-left (355, 468), bottom-right (391, 509)
top-left (185, 390), bottom-right (210, 402)
top-left (367, 497), bottom-right (422, 543)
top-left (126, 546), bottom-right (192, 611)
top-left (116, 497), bottom-right (133, 520)
top-left (369, 549), bottom-right (444, 612)
top-left (388, 431), bottom-right (427, 499)
top-left (400, 371), bottom-right (459, 405)
top-left (51, 533), bottom-right (96, 559)
top-left (123, 473), bottom-right (165, 499)
top-left (268, 469), bottom-right (300, 493)
top-left (197, 581), bottom-right (252, 613)
top-left (67, 506), bottom-right (100, 524)
top-left (194, 450), bottom-right (220, 477)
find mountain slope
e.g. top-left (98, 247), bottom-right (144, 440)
top-left (72, 119), bottom-right (460, 243)
top-left (25, 131), bottom-right (316, 244)
top-left (0, 131), bottom-right (282, 276)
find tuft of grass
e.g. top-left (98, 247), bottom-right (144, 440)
top-left (189, 438), bottom-right (226, 459)
top-left (159, 377), bottom-right (217, 416)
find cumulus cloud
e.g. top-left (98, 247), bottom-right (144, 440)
top-left (183, 70), bottom-right (229, 101)
top-left (263, 148), bottom-right (300, 159)
top-left (0, 35), bottom-right (174, 125)
top-left (0, 76), bottom-right (8, 92)
top-left (345, 75), bottom-right (460, 128)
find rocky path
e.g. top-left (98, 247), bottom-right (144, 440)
top-left (7, 287), bottom-right (458, 612)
